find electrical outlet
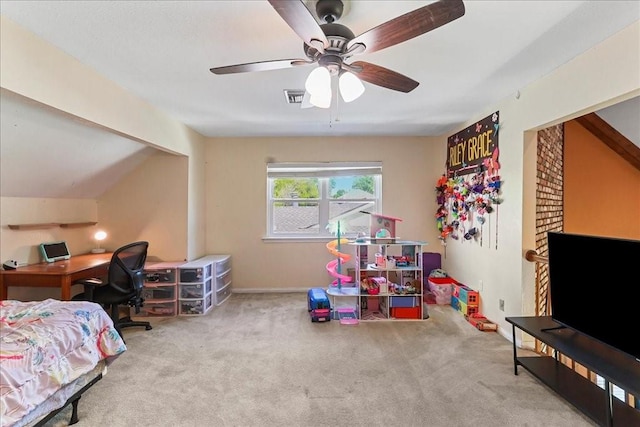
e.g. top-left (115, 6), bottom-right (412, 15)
top-left (499, 299), bottom-right (505, 311)
top-left (478, 280), bottom-right (483, 290)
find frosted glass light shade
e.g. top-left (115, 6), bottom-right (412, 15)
top-left (301, 91), bottom-right (314, 109)
top-left (305, 67), bottom-right (331, 96)
top-left (310, 88), bottom-right (332, 109)
top-left (91, 230), bottom-right (107, 254)
top-left (339, 72), bottom-right (365, 102)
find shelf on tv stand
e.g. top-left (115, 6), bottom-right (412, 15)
top-left (506, 316), bottom-right (639, 427)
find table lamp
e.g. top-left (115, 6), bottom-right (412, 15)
top-left (91, 230), bottom-right (107, 254)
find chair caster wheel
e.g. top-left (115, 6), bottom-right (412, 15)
top-left (145, 325), bottom-right (153, 330)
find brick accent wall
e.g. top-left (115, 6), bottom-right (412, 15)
top-left (535, 124), bottom-right (564, 316)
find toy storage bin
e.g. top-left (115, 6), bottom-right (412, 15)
top-left (179, 293), bottom-right (213, 316)
top-left (457, 300), bottom-right (479, 316)
top-left (180, 278), bottom-right (212, 299)
top-left (390, 295), bottom-right (419, 307)
top-left (428, 277), bottom-right (456, 304)
top-left (459, 286), bottom-right (479, 306)
top-left (390, 306), bottom-right (421, 319)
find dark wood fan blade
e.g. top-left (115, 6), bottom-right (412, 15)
top-left (210, 59), bottom-right (311, 75)
top-left (348, 61), bottom-right (419, 93)
top-left (347, 0), bottom-right (465, 54)
top-left (268, 0), bottom-right (329, 51)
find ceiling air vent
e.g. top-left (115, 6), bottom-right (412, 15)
top-left (284, 90), bottom-right (305, 104)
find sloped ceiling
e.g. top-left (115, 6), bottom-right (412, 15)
top-left (0, 90), bottom-right (157, 198)
top-left (0, 1), bottom-right (638, 199)
top-left (596, 96), bottom-right (640, 149)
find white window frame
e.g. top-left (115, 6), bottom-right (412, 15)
top-left (265, 162), bottom-right (382, 240)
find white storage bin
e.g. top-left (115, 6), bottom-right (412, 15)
top-left (179, 277), bottom-right (212, 299)
top-left (179, 293), bottom-right (213, 316)
top-left (215, 269), bottom-right (232, 291)
top-left (214, 256), bottom-right (231, 275)
top-left (144, 269), bottom-right (176, 284)
top-left (142, 285), bottom-right (176, 301)
top-left (135, 301), bottom-right (177, 317)
top-left (216, 286), bottom-right (232, 306)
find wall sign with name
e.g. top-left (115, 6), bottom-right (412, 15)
top-left (447, 112), bottom-right (500, 177)
top-left (436, 112), bottom-right (504, 249)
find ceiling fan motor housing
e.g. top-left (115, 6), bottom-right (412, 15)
top-left (303, 22), bottom-right (355, 60)
top-left (316, 0), bottom-right (344, 24)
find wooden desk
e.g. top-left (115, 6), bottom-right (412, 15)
top-left (0, 253), bottom-right (113, 301)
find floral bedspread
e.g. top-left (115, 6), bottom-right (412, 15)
top-left (0, 299), bottom-right (127, 427)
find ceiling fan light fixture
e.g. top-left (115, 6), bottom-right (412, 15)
top-left (301, 90), bottom-right (314, 109)
top-left (305, 66), bottom-right (331, 96)
top-left (339, 71), bottom-right (365, 102)
top-left (310, 88), bottom-right (332, 108)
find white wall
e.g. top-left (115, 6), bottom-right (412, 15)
top-left (0, 151), bottom-right (191, 300)
top-left (98, 152), bottom-right (190, 262)
top-left (204, 22), bottom-right (638, 341)
top-left (204, 136), bottom-right (444, 292)
top-left (0, 197), bottom-right (98, 264)
top-left (443, 22), bottom-right (640, 341)
top-left (0, 197), bottom-right (98, 300)
top-left (0, 14), bottom-right (208, 264)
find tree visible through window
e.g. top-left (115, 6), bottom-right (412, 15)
top-left (267, 162), bottom-right (382, 238)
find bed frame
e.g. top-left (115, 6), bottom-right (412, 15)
top-left (32, 372), bottom-right (103, 427)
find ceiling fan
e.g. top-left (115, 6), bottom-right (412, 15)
top-left (210, 0), bottom-right (465, 107)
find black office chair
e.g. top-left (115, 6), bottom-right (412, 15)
top-left (73, 241), bottom-right (152, 338)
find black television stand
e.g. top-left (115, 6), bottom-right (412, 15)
top-left (540, 325), bottom-right (566, 332)
top-left (506, 316), bottom-right (639, 427)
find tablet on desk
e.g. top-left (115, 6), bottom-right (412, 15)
top-left (39, 241), bottom-right (71, 263)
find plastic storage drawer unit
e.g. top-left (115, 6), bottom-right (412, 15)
top-left (179, 293), bottom-right (213, 316)
top-left (138, 302), bottom-right (177, 317)
top-left (142, 285), bottom-right (176, 301)
top-left (135, 261), bottom-right (182, 318)
top-left (216, 285), bottom-right (232, 306)
top-left (216, 269), bottom-right (232, 291)
top-left (180, 278), bottom-right (212, 299)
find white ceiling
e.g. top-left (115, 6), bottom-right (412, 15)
top-left (0, 90), bottom-right (157, 198)
top-left (595, 97), bottom-right (640, 148)
top-left (0, 1), bottom-right (638, 199)
top-left (1, 0), bottom-right (639, 138)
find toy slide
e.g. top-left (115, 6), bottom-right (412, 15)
top-left (326, 239), bottom-right (353, 286)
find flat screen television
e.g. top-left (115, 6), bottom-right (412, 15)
top-left (547, 232), bottom-right (640, 361)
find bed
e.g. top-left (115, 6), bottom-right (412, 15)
top-left (0, 299), bottom-right (126, 427)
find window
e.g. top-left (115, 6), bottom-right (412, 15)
top-left (266, 162), bottom-right (382, 239)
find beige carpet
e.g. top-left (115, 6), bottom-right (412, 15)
top-left (46, 293), bottom-right (596, 427)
